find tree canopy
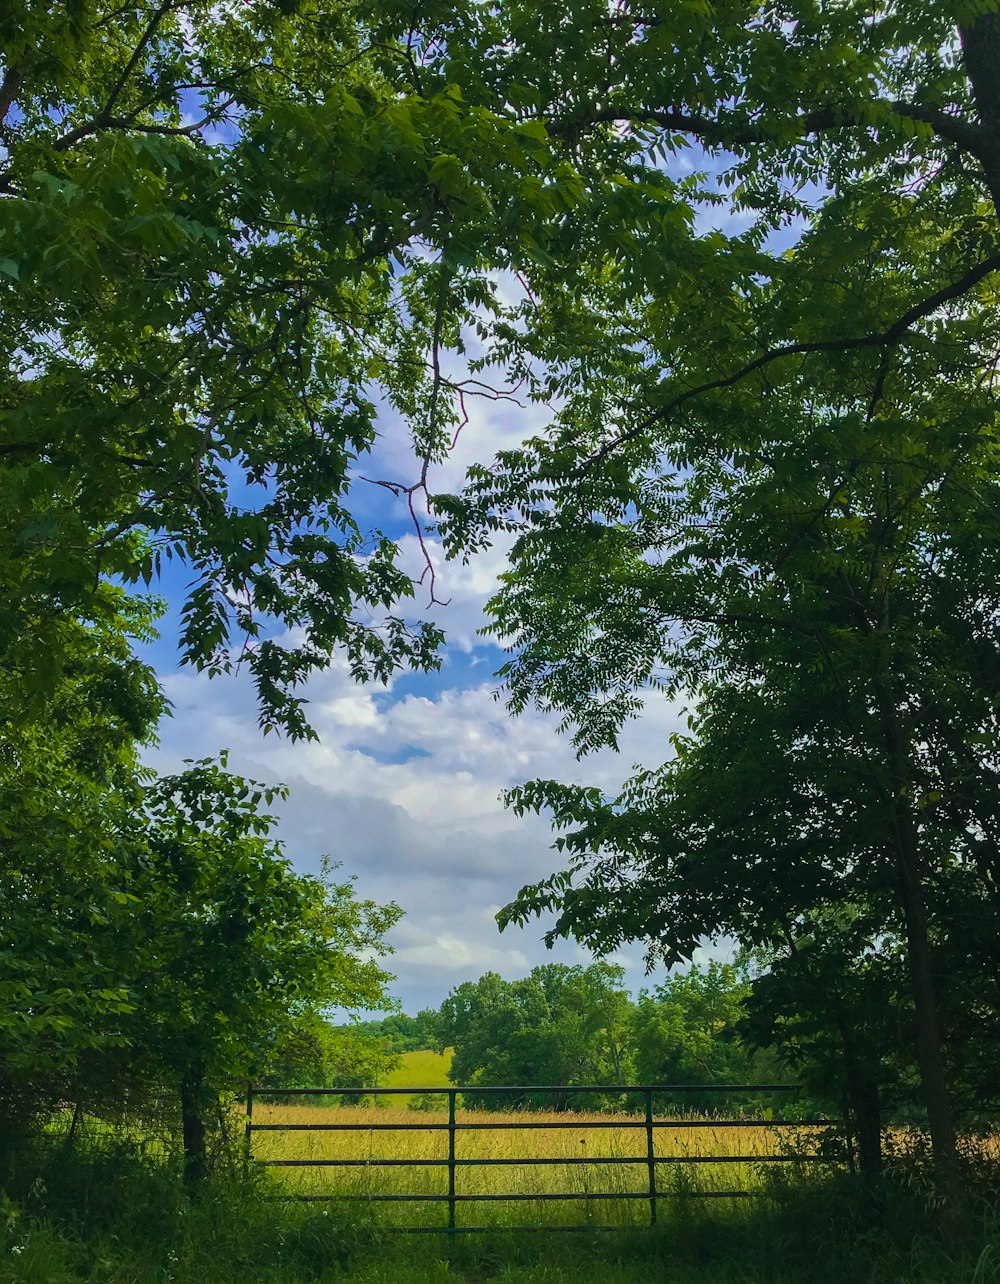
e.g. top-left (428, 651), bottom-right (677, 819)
top-left (0, 696), bottom-right (400, 1177)
top-left (0, 0), bottom-right (641, 736)
top-left (4, 0), bottom-right (1000, 1200)
top-left (439, 2), bottom-right (1000, 1188)
top-left (399, 960), bottom-right (792, 1115)
top-left (438, 962), bottom-right (632, 1107)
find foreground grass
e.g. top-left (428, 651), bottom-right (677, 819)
top-left (4, 1169), bottom-right (1000, 1284)
top-left (4, 1125), bottom-right (1000, 1283)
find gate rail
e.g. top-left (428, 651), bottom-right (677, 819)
top-left (246, 1083), bottom-right (840, 1235)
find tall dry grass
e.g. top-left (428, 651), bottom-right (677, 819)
top-left (250, 1103), bottom-right (834, 1228)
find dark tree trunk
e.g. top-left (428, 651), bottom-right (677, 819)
top-left (180, 1069), bottom-right (208, 1186)
top-left (609, 1039), bottom-right (625, 1087)
top-left (961, 11), bottom-right (1000, 210)
top-left (848, 1072), bottom-right (882, 1181)
top-left (836, 1016), bottom-right (882, 1180)
top-left (895, 845), bottom-right (959, 1191)
top-left (873, 669), bottom-right (959, 1197)
top-left (66, 1100), bottom-right (84, 1148)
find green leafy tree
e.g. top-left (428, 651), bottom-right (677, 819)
top-left (440, 2), bottom-right (1000, 1195)
top-left (740, 916), bottom-right (910, 1179)
top-left (1, 676), bottom-right (401, 1180)
top-left (262, 1012), bottom-right (400, 1103)
top-left (346, 1009), bottom-right (443, 1056)
top-left (0, 600), bottom-right (164, 1134)
top-left (630, 963), bottom-right (786, 1116)
top-left (438, 963), bottom-right (632, 1108)
top-left (118, 758), bottom-right (401, 1181)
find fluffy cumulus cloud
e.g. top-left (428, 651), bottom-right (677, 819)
top-left (150, 635), bottom-right (689, 1012)
top-left (146, 357), bottom-right (700, 1011)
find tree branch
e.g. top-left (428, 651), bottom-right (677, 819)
top-left (53, 105), bottom-right (232, 152)
top-left (583, 253), bottom-right (1000, 477)
top-left (101, 0), bottom-right (175, 119)
top-left (554, 100), bottom-right (989, 160)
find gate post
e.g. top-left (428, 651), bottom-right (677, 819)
top-left (447, 1089), bottom-right (457, 1241)
top-left (644, 1088), bottom-right (657, 1226)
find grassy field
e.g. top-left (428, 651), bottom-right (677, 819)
top-left (250, 1101), bottom-right (830, 1230)
top-left (6, 1109), bottom-right (999, 1282)
top-left (381, 1048), bottom-right (453, 1089)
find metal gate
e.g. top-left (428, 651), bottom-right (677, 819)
top-left (246, 1083), bottom-right (840, 1235)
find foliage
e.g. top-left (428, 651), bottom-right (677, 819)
top-left (432, 960), bottom-right (793, 1113)
top-left (345, 1009), bottom-right (443, 1057)
top-left (111, 757), bottom-right (399, 1175)
top-left (1, 732), bottom-right (401, 1180)
top-left (439, 0), bottom-right (1000, 1183)
top-left (0, 602), bottom-right (164, 1127)
top-left (631, 963), bottom-right (786, 1114)
top-left (438, 963), bottom-right (631, 1108)
top-left (264, 1013), bottom-right (400, 1100)
top-left (133, 759), bottom-right (398, 1075)
top-left (0, 0), bottom-right (642, 736)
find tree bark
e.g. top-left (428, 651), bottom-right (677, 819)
top-left (66, 1100), bottom-right (84, 1148)
top-left (960, 10), bottom-right (1000, 210)
top-left (847, 1071), bottom-right (882, 1181)
top-left (180, 1068), bottom-right (208, 1187)
top-left (835, 1017), bottom-right (883, 1180)
top-left (873, 670), bottom-right (960, 1197)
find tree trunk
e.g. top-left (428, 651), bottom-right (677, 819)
top-left (895, 843), bottom-right (960, 1192)
top-left (874, 672), bottom-right (960, 1197)
top-left (609, 1038), bottom-right (625, 1087)
top-left (960, 11), bottom-right (1000, 211)
top-left (180, 1069), bottom-right (208, 1187)
top-left (848, 1071), bottom-right (882, 1181)
top-left (780, 921), bottom-right (884, 1181)
top-left (66, 1100), bottom-right (84, 1148)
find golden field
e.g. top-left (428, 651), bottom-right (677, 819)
top-left (249, 1103), bottom-right (832, 1229)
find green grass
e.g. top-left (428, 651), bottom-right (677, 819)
top-left (5, 1155), bottom-right (1000, 1284)
top-left (382, 1048), bottom-right (453, 1090)
top-left (5, 1118), bottom-right (1000, 1283)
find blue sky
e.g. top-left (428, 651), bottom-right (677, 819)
top-left (135, 141), bottom-right (769, 1016)
top-left (138, 383), bottom-right (715, 1015)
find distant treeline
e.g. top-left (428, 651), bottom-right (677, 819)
top-left (347, 1009), bottom-right (442, 1057)
top-left (338, 961), bottom-right (795, 1115)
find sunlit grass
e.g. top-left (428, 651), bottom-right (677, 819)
top-left (381, 1048), bottom-right (454, 1090)
top-left (249, 1103), bottom-right (832, 1230)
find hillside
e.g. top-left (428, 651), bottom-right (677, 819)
top-left (381, 1047), bottom-right (453, 1090)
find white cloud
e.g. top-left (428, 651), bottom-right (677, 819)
top-left (393, 533), bottom-right (515, 652)
top-left (150, 648), bottom-right (687, 1012)
top-left (147, 340), bottom-right (692, 1012)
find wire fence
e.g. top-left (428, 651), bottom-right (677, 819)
top-left (247, 1083), bottom-right (845, 1235)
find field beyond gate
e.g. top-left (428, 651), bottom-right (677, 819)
top-left (246, 1085), bottom-right (842, 1234)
